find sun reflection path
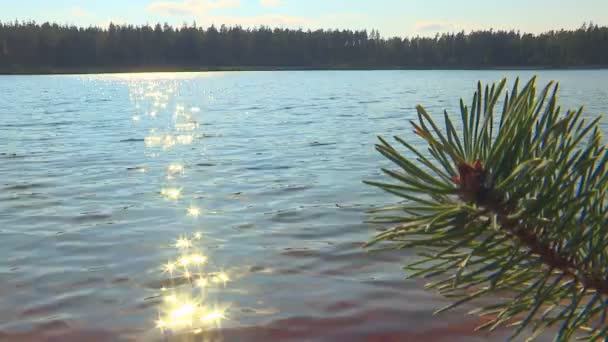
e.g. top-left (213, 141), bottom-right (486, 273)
top-left (157, 232), bottom-right (231, 335)
top-left (127, 80), bottom-right (234, 336)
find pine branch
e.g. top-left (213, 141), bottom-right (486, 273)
top-left (478, 175), bottom-right (608, 297)
top-left (366, 77), bottom-right (608, 340)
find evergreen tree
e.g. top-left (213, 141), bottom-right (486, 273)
top-left (0, 21), bottom-right (607, 72)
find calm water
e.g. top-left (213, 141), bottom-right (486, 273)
top-left (1, 70), bottom-right (608, 342)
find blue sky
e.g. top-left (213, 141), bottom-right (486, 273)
top-left (1, 0), bottom-right (607, 37)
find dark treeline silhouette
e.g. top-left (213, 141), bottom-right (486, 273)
top-left (1, 21), bottom-right (608, 72)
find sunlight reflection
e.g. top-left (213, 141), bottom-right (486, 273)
top-left (195, 277), bottom-right (209, 288)
top-left (128, 80), bottom-right (234, 336)
top-left (163, 262), bottom-right (177, 274)
top-left (145, 134), bottom-right (193, 149)
top-left (212, 272), bottom-right (230, 286)
top-left (145, 135), bottom-right (162, 147)
top-left (163, 135), bottom-right (177, 149)
top-left (187, 206), bottom-right (201, 217)
top-left (176, 134), bottom-right (194, 145)
top-left (161, 187), bottom-right (182, 200)
top-left (175, 236), bottom-right (192, 250)
top-left (175, 122), bottom-right (198, 131)
top-left (156, 232), bottom-right (232, 335)
top-left (96, 71), bottom-right (225, 81)
top-left (167, 163), bottom-right (185, 175)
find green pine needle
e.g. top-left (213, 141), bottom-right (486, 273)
top-left (366, 76), bottom-right (608, 341)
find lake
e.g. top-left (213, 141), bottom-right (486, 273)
top-left (1, 70), bottom-right (608, 341)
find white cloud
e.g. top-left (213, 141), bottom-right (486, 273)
top-left (147, 0), bottom-right (240, 17)
top-left (259, 0), bottom-right (281, 8)
top-left (69, 7), bottom-right (90, 18)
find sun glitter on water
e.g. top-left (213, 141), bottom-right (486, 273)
top-left (174, 236), bottom-right (192, 250)
top-left (156, 232), bottom-right (232, 336)
top-left (167, 163), bottom-right (185, 175)
top-left (129, 83), bottom-right (234, 337)
top-left (187, 206), bottom-right (201, 217)
top-left (161, 187), bottom-right (182, 200)
top-left (176, 134), bottom-right (194, 145)
top-left (175, 122), bottom-right (198, 131)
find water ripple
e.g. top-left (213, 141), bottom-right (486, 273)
top-left (1, 70), bottom-right (606, 341)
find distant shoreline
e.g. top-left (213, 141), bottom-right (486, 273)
top-left (2, 65), bottom-right (608, 75)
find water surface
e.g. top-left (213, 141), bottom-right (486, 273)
top-left (1, 70), bottom-right (608, 341)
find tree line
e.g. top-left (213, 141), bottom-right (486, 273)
top-left (1, 21), bottom-right (607, 72)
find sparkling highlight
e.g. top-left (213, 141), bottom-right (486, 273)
top-left (155, 233), bottom-right (232, 335)
top-left (187, 206), bottom-right (201, 217)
